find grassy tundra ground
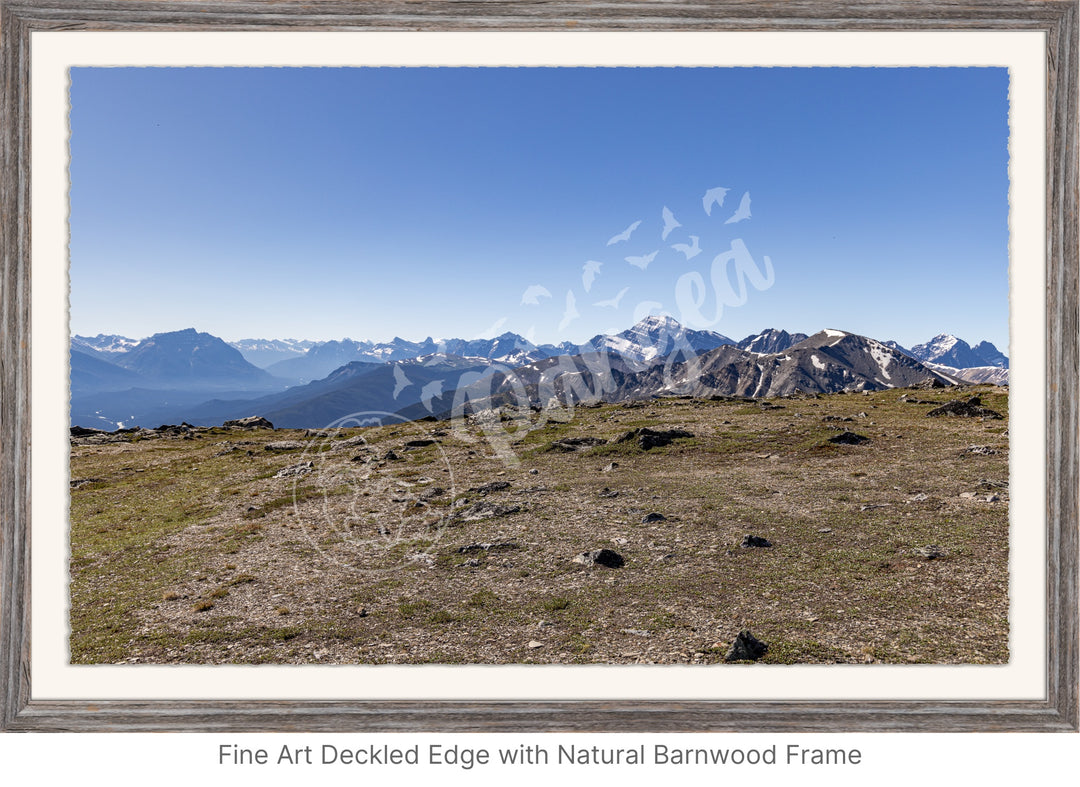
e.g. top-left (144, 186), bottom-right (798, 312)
top-left (69, 385), bottom-right (1009, 665)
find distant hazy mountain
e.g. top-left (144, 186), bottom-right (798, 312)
top-left (266, 333), bottom-right (571, 383)
top-left (737, 328), bottom-right (809, 355)
top-left (70, 348), bottom-right (145, 393)
top-left (173, 355), bottom-right (496, 429)
top-left (72, 319), bottom-right (1008, 430)
top-left (228, 338), bottom-right (317, 368)
top-left (113, 329), bottom-right (282, 389)
top-left (910, 334), bottom-right (1009, 369)
top-left (72, 333), bottom-right (139, 355)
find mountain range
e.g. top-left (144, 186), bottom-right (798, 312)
top-left (70, 320), bottom-right (1008, 430)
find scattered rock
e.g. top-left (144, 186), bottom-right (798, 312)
top-left (70, 426), bottom-right (106, 437)
top-left (383, 450), bottom-right (402, 461)
top-left (621, 629), bottom-right (651, 637)
top-left (915, 545), bottom-right (945, 560)
top-left (549, 437), bottom-right (606, 452)
top-left (457, 541), bottom-right (520, 554)
top-left (598, 488), bottom-right (619, 499)
top-left (638, 427), bottom-right (694, 450)
top-left (573, 548), bottom-right (625, 568)
top-left (330, 435), bottom-right (367, 450)
top-left (264, 441), bottom-right (305, 451)
top-left (959, 491), bottom-right (979, 499)
top-left (740, 535), bottom-right (772, 548)
top-left (926, 397), bottom-right (1004, 419)
top-left (469, 481), bottom-right (511, 494)
top-left (963, 445), bottom-right (999, 455)
top-left (817, 528), bottom-right (832, 534)
top-left (223, 416), bottom-right (273, 429)
top-left (612, 427), bottom-right (694, 450)
top-left (907, 493), bottom-right (930, 502)
top-left (457, 502), bottom-right (521, 521)
top-left (822, 415), bottom-right (854, 422)
top-left (985, 493), bottom-right (1001, 502)
top-left (69, 477), bottom-right (102, 489)
top-left (602, 462), bottom-right (619, 472)
top-left (724, 630), bottom-right (768, 662)
top-left (828, 431), bottom-right (871, 445)
top-left (527, 640), bottom-right (544, 649)
top-left (273, 461), bottom-right (313, 479)
top-left (860, 504), bottom-right (889, 512)
top-left (641, 512), bottom-right (667, 524)
top-left (403, 439), bottom-right (437, 449)
top-left (529, 468), bottom-right (539, 475)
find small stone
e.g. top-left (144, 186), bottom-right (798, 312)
top-left (985, 494), bottom-right (1001, 502)
top-left (273, 461), bottom-right (314, 479)
top-left (828, 431), bottom-right (870, 445)
top-left (469, 480), bottom-right (511, 494)
top-left (384, 450), bottom-right (401, 461)
top-left (602, 462), bottom-right (619, 472)
top-left (740, 535), bottom-right (772, 548)
top-left (457, 541), bottom-right (519, 554)
top-left (641, 512), bottom-right (667, 524)
top-left (916, 545), bottom-right (945, 560)
top-left (264, 440), bottom-right (305, 451)
top-left (527, 640), bottom-right (544, 649)
top-left (357, 607), bottom-right (368, 617)
top-left (908, 493), bottom-right (930, 502)
top-left (598, 487), bottom-right (619, 499)
top-left (529, 469), bottom-right (539, 475)
top-left (817, 528), bottom-right (832, 534)
top-left (960, 491), bottom-right (978, 499)
top-left (724, 630), bottom-right (768, 662)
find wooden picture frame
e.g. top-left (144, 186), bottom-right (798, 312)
top-left (1, 0), bottom-right (1076, 732)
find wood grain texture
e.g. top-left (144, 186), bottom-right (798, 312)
top-left (1, 0), bottom-right (1076, 732)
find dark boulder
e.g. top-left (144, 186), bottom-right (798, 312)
top-left (224, 416), bottom-right (274, 429)
top-left (573, 548), bottom-right (625, 568)
top-left (926, 397), bottom-right (1004, 419)
top-left (828, 431), bottom-right (871, 445)
top-left (740, 535), bottom-right (773, 548)
top-left (724, 630), bottom-right (768, 662)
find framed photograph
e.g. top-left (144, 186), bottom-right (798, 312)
top-left (1, 1), bottom-right (1076, 732)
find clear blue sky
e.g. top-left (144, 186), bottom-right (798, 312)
top-left (69, 66), bottom-right (1010, 351)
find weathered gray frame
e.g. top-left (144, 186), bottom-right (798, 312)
top-left (1, 0), bottom-right (1076, 733)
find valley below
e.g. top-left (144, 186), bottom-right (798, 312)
top-left (69, 384), bottom-right (1009, 666)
